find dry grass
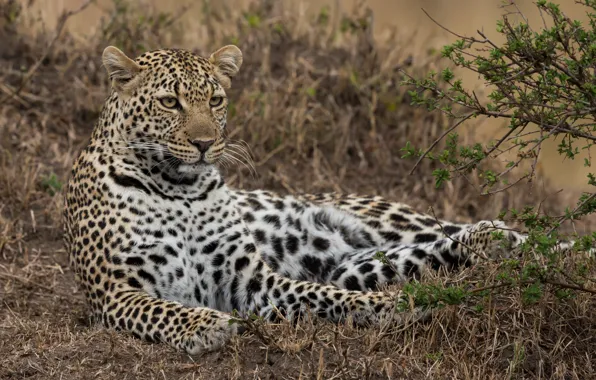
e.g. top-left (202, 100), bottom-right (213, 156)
top-left (1, 0), bottom-right (595, 379)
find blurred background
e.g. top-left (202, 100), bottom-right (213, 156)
top-left (23, 0), bottom-right (592, 192)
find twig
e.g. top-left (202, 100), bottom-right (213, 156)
top-left (469, 281), bottom-right (515, 294)
top-left (0, 272), bottom-right (55, 292)
top-left (407, 113), bottom-right (475, 175)
top-left (543, 279), bottom-right (596, 295)
top-left (468, 278), bottom-right (596, 295)
top-left (547, 193), bottom-right (596, 235)
top-left (420, 8), bottom-right (487, 43)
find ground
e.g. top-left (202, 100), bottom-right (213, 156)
top-left (1, 1), bottom-right (595, 379)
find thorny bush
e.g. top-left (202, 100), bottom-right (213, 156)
top-left (401, 0), bottom-right (596, 308)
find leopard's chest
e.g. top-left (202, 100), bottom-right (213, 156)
top-left (114, 188), bottom-right (248, 309)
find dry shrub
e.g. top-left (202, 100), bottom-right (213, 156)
top-left (0, 1), bottom-right (594, 379)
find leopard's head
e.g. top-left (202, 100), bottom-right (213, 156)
top-left (101, 46), bottom-right (243, 173)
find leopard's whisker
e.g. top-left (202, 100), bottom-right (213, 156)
top-left (223, 149), bottom-right (257, 178)
top-left (225, 145), bottom-right (256, 170)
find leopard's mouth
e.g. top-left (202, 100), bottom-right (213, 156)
top-left (165, 142), bottom-right (220, 166)
top-left (162, 150), bottom-right (216, 175)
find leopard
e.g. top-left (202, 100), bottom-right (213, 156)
top-left (63, 44), bottom-right (574, 355)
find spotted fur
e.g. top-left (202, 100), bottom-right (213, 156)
top-left (64, 46), bottom-right (576, 355)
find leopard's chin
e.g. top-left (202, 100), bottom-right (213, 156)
top-left (177, 161), bottom-right (212, 174)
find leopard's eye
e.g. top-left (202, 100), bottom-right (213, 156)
top-left (209, 96), bottom-right (224, 107)
top-left (160, 97), bottom-right (180, 109)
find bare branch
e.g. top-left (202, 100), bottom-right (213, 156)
top-left (408, 113), bottom-right (475, 176)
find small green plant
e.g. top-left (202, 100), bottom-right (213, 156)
top-left (396, 282), bottom-right (468, 312)
top-left (317, 5), bottom-right (330, 25)
top-left (425, 351), bottom-right (443, 362)
top-left (40, 173), bottom-right (62, 196)
top-left (244, 12), bottom-right (261, 28)
top-left (1, 0), bottom-right (20, 28)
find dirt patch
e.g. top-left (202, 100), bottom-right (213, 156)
top-left (1, 1), bottom-right (595, 379)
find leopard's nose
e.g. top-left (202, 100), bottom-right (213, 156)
top-left (189, 139), bottom-right (215, 153)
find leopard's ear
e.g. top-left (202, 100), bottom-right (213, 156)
top-left (209, 45), bottom-right (243, 89)
top-left (102, 46), bottom-right (142, 93)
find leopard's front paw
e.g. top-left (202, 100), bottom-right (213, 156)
top-left (182, 311), bottom-right (246, 355)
